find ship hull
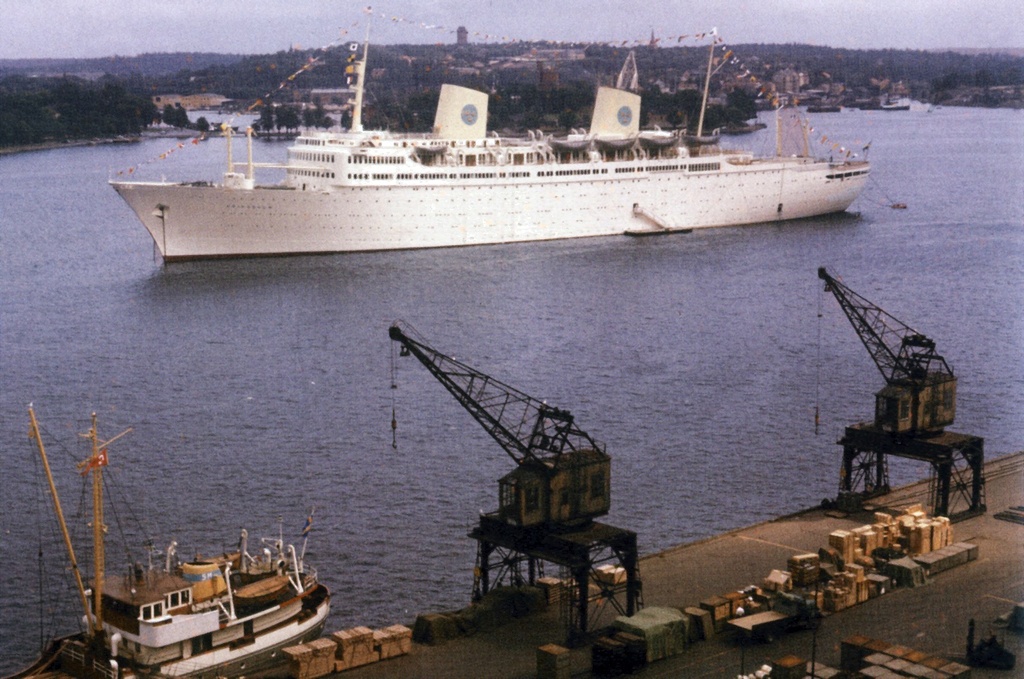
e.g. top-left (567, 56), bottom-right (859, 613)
top-left (10, 585), bottom-right (330, 679)
top-left (111, 157), bottom-right (867, 261)
top-left (151, 584), bottom-right (331, 678)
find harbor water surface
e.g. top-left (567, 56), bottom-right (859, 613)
top-left (1, 106), bottom-right (1022, 672)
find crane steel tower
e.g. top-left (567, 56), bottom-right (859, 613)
top-left (818, 268), bottom-right (984, 519)
top-left (389, 322), bottom-right (642, 642)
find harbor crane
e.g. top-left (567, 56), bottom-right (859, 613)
top-left (817, 268), bottom-right (984, 519)
top-left (389, 321), bottom-right (610, 527)
top-left (389, 321), bottom-right (641, 641)
top-left (818, 267), bottom-right (956, 436)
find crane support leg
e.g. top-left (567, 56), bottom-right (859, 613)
top-left (473, 541), bottom-right (542, 602)
top-left (469, 515), bottom-right (642, 646)
top-left (840, 443), bottom-right (890, 498)
top-left (836, 423), bottom-right (985, 521)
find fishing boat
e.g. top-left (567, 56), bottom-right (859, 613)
top-left (110, 39), bottom-right (869, 261)
top-left (10, 408), bottom-right (331, 679)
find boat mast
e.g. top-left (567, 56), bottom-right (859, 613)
top-left (695, 40), bottom-right (715, 138)
top-left (28, 406), bottom-right (92, 635)
top-left (79, 414), bottom-right (132, 637)
top-left (775, 108), bottom-right (782, 157)
top-left (86, 414), bottom-right (106, 635)
top-left (350, 24), bottom-right (371, 133)
top-left (246, 126), bottom-right (255, 179)
top-left (224, 124), bottom-right (234, 174)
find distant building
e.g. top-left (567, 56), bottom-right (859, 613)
top-left (519, 48), bottom-right (587, 62)
top-left (457, 26), bottom-right (468, 45)
top-left (152, 93), bottom-right (228, 111)
top-left (538, 62), bottom-right (559, 90)
top-left (308, 88), bottom-right (354, 109)
top-left (771, 68), bottom-right (809, 94)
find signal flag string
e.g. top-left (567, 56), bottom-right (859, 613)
top-left (121, 7), bottom-right (867, 174)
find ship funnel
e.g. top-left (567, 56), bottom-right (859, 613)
top-left (433, 85), bottom-right (489, 140)
top-left (590, 86), bottom-right (641, 137)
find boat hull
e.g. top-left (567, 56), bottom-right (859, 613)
top-left (111, 158), bottom-right (868, 261)
top-left (10, 585), bottom-right (330, 679)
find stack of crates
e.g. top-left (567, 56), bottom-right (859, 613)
top-left (787, 553), bottom-right (820, 587)
top-left (828, 530), bottom-right (858, 565)
top-left (536, 577), bottom-right (566, 605)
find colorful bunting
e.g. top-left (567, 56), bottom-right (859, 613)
top-left (120, 8), bottom-right (864, 172)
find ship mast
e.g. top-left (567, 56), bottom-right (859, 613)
top-left (29, 406), bottom-right (92, 635)
top-left (695, 40), bottom-right (715, 138)
top-left (86, 414), bottom-right (106, 635)
top-left (77, 414), bottom-right (131, 637)
top-left (350, 25), bottom-right (371, 133)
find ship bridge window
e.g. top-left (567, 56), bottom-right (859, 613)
top-left (141, 601), bottom-right (164, 621)
top-left (166, 589), bottom-right (190, 609)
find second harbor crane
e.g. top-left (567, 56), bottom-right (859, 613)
top-left (818, 266), bottom-right (957, 436)
top-left (818, 268), bottom-right (984, 519)
top-left (389, 321), bottom-right (641, 641)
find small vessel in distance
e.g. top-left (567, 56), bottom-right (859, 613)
top-left (11, 408), bottom-right (331, 679)
top-left (111, 39), bottom-right (870, 261)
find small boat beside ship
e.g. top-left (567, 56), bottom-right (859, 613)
top-left (111, 38), bottom-right (869, 262)
top-left (10, 408), bottom-right (331, 679)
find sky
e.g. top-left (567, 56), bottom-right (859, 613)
top-left (1, 0), bottom-right (1022, 60)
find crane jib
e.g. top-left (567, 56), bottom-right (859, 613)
top-left (389, 323), bottom-right (604, 466)
top-left (817, 268), bottom-right (957, 435)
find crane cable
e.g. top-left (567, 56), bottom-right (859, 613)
top-left (389, 339), bottom-right (398, 449)
top-left (815, 280), bottom-right (823, 436)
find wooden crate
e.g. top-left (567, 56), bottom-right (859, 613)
top-left (331, 626), bottom-right (379, 671)
top-left (305, 638), bottom-right (336, 679)
top-left (699, 596), bottom-right (731, 632)
top-left (537, 643), bottom-right (570, 679)
top-left (374, 624), bottom-right (412, 660)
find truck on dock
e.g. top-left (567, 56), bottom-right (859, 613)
top-left (726, 592), bottom-right (820, 643)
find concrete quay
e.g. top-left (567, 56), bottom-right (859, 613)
top-left (335, 452), bottom-right (1024, 678)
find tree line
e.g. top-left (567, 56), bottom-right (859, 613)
top-left (3, 42), bottom-right (1020, 148)
top-left (0, 77), bottom-right (155, 147)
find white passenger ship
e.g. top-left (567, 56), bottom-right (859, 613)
top-left (111, 42), bottom-right (869, 261)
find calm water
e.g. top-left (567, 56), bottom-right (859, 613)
top-left (1, 107), bottom-right (1022, 671)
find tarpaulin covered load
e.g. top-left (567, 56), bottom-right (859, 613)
top-left (613, 606), bottom-right (688, 662)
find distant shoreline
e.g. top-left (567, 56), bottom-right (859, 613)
top-left (0, 136), bottom-right (142, 157)
top-left (0, 129), bottom-right (300, 156)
